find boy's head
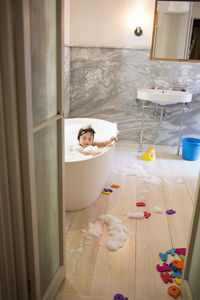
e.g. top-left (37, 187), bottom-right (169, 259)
top-left (77, 127), bottom-right (96, 147)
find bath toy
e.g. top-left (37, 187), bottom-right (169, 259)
top-left (102, 190), bottom-right (111, 195)
top-left (172, 260), bottom-right (184, 271)
top-left (167, 248), bottom-right (176, 256)
top-left (141, 146), bottom-right (156, 161)
top-left (179, 254), bottom-right (185, 261)
top-left (144, 211), bottom-right (151, 218)
top-left (170, 272), bottom-right (182, 279)
top-left (114, 294), bottom-right (128, 300)
top-left (159, 252), bottom-right (168, 262)
top-left (104, 188), bottom-right (113, 192)
top-left (168, 285), bottom-right (180, 298)
top-left (111, 184), bottom-right (120, 189)
top-left (175, 278), bottom-right (181, 285)
top-left (175, 248), bottom-right (186, 256)
top-left (156, 263), bottom-right (171, 272)
top-left (136, 202), bottom-right (146, 206)
top-left (161, 272), bottom-right (173, 283)
top-left (166, 209), bottom-right (176, 215)
top-left (169, 263), bottom-right (178, 272)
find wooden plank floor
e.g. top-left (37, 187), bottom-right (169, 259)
top-left (56, 142), bottom-right (200, 300)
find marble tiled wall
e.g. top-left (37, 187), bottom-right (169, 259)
top-left (68, 46), bottom-right (200, 146)
top-left (63, 46), bottom-right (70, 117)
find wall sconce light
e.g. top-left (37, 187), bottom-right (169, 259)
top-left (134, 26), bottom-right (143, 37)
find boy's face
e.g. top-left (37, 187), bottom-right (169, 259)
top-left (79, 132), bottom-right (93, 147)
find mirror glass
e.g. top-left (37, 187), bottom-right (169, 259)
top-left (151, 1), bottom-right (200, 61)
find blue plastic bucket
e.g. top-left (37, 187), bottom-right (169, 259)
top-left (182, 137), bottom-right (200, 161)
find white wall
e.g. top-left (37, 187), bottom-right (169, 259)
top-left (68, 0), bottom-right (155, 49)
top-left (64, 0), bottom-right (70, 45)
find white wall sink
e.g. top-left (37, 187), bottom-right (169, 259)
top-left (137, 88), bottom-right (192, 105)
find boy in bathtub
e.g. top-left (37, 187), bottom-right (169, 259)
top-left (76, 126), bottom-right (117, 156)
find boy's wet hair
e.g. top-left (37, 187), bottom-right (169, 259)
top-left (77, 127), bottom-right (96, 140)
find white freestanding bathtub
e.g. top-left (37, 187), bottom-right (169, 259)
top-left (64, 118), bottom-right (118, 211)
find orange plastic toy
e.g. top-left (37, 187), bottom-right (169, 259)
top-left (111, 184), bottom-right (120, 189)
top-left (168, 285), bottom-right (180, 298)
top-left (172, 260), bottom-right (184, 272)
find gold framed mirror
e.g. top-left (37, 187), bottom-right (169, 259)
top-left (150, 1), bottom-right (200, 62)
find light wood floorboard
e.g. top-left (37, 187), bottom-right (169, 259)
top-left (57, 142), bottom-right (200, 300)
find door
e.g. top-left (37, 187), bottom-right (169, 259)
top-left (182, 172), bottom-right (200, 300)
top-left (11, 0), bottom-right (65, 299)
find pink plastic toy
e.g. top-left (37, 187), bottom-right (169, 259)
top-left (156, 263), bottom-right (171, 272)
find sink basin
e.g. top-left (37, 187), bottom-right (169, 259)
top-left (137, 88), bottom-right (192, 105)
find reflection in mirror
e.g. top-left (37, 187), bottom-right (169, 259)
top-left (151, 1), bottom-right (200, 61)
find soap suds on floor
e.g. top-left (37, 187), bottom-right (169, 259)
top-left (163, 179), bottom-right (170, 184)
top-left (70, 245), bottom-right (84, 253)
top-left (100, 214), bottom-right (131, 251)
top-left (100, 214), bottom-right (122, 226)
top-left (126, 211), bottom-right (144, 219)
top-left (82, 221), bottom-right (103, 239)
top-left (176, 178), bottom-right (183, 184)
top-left (152, 206), bottom-right (164, 213)
top-left (125, 162), bottom-right (162, 185)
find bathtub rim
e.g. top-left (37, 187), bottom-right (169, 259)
top-left (65, 145), bottom-right (114, 163)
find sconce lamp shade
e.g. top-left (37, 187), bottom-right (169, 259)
top-left (168, 2), bottom-right (190, 13)
top-left (135, 27), bottom-right (143, 36)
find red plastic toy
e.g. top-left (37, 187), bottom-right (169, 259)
top-left (136, 202), bottom-right (146, 206)
top-left (160, 272), bottom-right (173, 284)
top-left (144, 211), bottom-right (151, 218)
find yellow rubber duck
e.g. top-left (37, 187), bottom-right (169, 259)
top-left (141, 146), bottom-right (156, 161)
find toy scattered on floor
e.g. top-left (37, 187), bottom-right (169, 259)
top-left (166, 209), bottom-right (176, 215)
top-left (170, 272), bottom-right (182, 279)
top-left (102, 190), bottom-right (111, 195)
top-left (136, 202), bottom-right (146, 206)
top-left (141, 146), bottom-right (156, 161)
top-left (126, 211), bottom-right (144, 219)
top-left (144, 211), bottom-right (151, 218)
top-left (157, 248), bottom-right (186, 298)
top-left (111, 184), bottom-right (120, 189)
top-left (104, 188), bottom-right (113, 192)
top-left (159, 252), bottom-right (168, 262)
top-left (172, 260), bottom-right (184, 272)
top-left (167, 248), bottom-right (176, 256)
top-left (175, 278), bottom-right (181, 285)
top-left (169, 263), bottom-right (178, 272)
top-left (114, 294), bottom-right (128, 300)
top-left (175, 248), bottom-right (186, 256)
top-left (179, 254), bottom-right (185, 261)
top-left (156, 263), bottom-right (171, 272)
top-left (153, 206), bottom-right (164, 213)
top-left (161, 272), bottom-right (173, 283)
top-left (168, 285), bottom-right (180, 298)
